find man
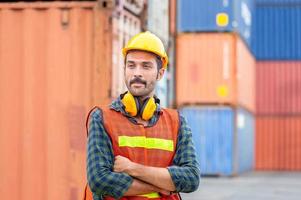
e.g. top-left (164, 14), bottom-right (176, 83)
top-left (85, 31), bottom-right (200, 200)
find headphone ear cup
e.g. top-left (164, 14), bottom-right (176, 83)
top-left (121, 92), bottom-right (138, 116)
top-left (141, 97), bottom-right (157, 121)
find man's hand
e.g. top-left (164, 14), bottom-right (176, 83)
top-left (114, 155), bottom-right (135, 173)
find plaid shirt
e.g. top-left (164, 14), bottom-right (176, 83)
top-left (87, 97), bottom-right (200, 200)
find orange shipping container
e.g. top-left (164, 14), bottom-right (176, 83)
top-left (176, 33), bottom-right (255, 112)
top-left (0, 2), bottom-right (113, 200)
top-left (256, 117), bottom-right (301, 170)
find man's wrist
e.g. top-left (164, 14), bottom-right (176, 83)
top-left (127, 161), bottom-right (140, 177)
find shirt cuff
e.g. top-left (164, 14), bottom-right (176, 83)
top-left (167, 166), bottom-right (182, 192)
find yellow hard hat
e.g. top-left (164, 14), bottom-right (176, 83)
top-left (122, 31), bottom-right (168, 68)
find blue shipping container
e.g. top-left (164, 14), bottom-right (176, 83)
top-left (252, 5), bottom-right (301, 60)
top-left (177, 0), bottom-right (254, 48)
top-left (256, 0), bottom-right (301, 5)
top-left (180, 106), bottom-right (254, 176)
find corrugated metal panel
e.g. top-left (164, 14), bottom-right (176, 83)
top-left (180, 106), bottom-right (254, 176)
top-left (256, 116), bottom-right (301, 170)
top-left (176, 33), bottom-right (236, 106)
top-left (111, 9), bottom-right (141, 98)
top-left (0, 2), bottom-right (111, 200)
top-left (176, 33), bottom-right (255, 112)
top-left (92, 6), bottom-right (113, 106)
top-left (236, 108), bottom-right (254, 173)
top-left (180, 106), bottom-right (234, 176)
top-left (147, 0), bottom-right (169, 47)
top-left (237, 36), bottom-right (255, 112)
top-left (169, 0), bottom-right (176, 36)
top-left (256, 61), bottom-right (301, 115)
top-left (0, 7), bottom-right (23, 200)
top-left (256, 0), bottom-right (301, 5)
top-left (252, 5), bottom-right (301, 60)
top-left (156, 72), bottom-right (168, 108)
top-left (177, 0), bottom-right (254, 48)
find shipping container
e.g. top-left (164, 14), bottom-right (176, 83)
top-left (167, 34), bottom-right (176, 108)
top-left (256, 116), bottom-right (301, 170)
top-left (0, 6), bottom-right (23, 200)
top-left (251, 5), bottom-right (301, 60)
top-left (147, 0), bottom-right (169, 47)
top-left (176, 33), bottom-right (255, 112)
top-left (155, 71), bottom-right (168, 108)
top-left (0, 2), bottom-right (112, 200)
top-left (177, 0), bottom-right (254, 48)
top-left (256, 0), bottom-right (301, 5)
top-left (256, 61), bottom-right (301, 115)
top-left (111, 9), bottom-right (141, 98)
top-left (236, 108), bottom-right (255, 173)
top-left (167, 0), bottom-right (177, 108)
top-left (180, 106), bottom-right (254, 176)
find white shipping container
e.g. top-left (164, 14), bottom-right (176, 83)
top-left (111, 9), bottom-right (141, 98)
top-left (147, 0), bottom-right (170, 107)
top-left (147, 0), bottom-right (169, 47)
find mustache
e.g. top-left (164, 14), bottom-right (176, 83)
top-left (130, 77), bottom-right (147, 86)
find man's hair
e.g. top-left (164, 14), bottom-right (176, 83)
top-left (124, 50), bottom-right (163, 71)
top-left (154, 55), bottom-right (163, 71)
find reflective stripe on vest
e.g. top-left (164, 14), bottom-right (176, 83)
top-left (119, 136), bottom-right (174, 151)
top-left (138, 192), bottom-right (160, 198)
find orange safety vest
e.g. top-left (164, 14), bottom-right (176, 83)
top-left (83, 106), bottom-right (181, 200)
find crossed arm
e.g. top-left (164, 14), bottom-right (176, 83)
top-left (87, 109), bottom-right (200, 199)
top-left (114, 155), bottom-right (175, 195)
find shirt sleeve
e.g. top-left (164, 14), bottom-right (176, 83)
top-left (86, 108), bottom-right (133, 199)
top-left (167, 114), bottom-right (201, 193)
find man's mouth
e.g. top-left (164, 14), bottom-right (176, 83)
top-left (131, 82), bottom-right (145, 87)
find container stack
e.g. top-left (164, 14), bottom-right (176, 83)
top-left (252, 0), bottom-right (301, 170)
top-left (176, 0), bottom-right (255, 176)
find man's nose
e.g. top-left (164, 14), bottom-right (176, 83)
top-left (133, 66), bottom-right (143, 77)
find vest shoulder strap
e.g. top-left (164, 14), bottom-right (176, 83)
top-left (162, 108), bottom-right (180, 136)
top-left (85, 105), bottom-right (111, 137)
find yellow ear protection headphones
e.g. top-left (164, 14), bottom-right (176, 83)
top-left (121, 92), bottom-right (159, 121)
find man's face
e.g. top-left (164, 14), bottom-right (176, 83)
top-left (124, 50), bottom-right (164, 97)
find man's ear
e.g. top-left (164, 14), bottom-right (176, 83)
top-left (157, 68), bottom-right (165, 81)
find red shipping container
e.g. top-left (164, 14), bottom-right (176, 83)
top-left (256, 61), bottom-right (301, 115)
top-left (256, 116), bottom-right (301, 170)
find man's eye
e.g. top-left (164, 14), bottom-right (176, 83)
top-left (128, 64), bottom-right (135, 68)
top-left (143, 65), bottom-right (151, 69)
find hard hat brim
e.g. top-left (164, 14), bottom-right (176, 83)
top-left (122, 47), bottom-right (168, 68)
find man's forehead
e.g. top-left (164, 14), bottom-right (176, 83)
top-left (126, 60), bottom-right (154, 64)
top-left (126, 50), bottom-right (157, 61)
